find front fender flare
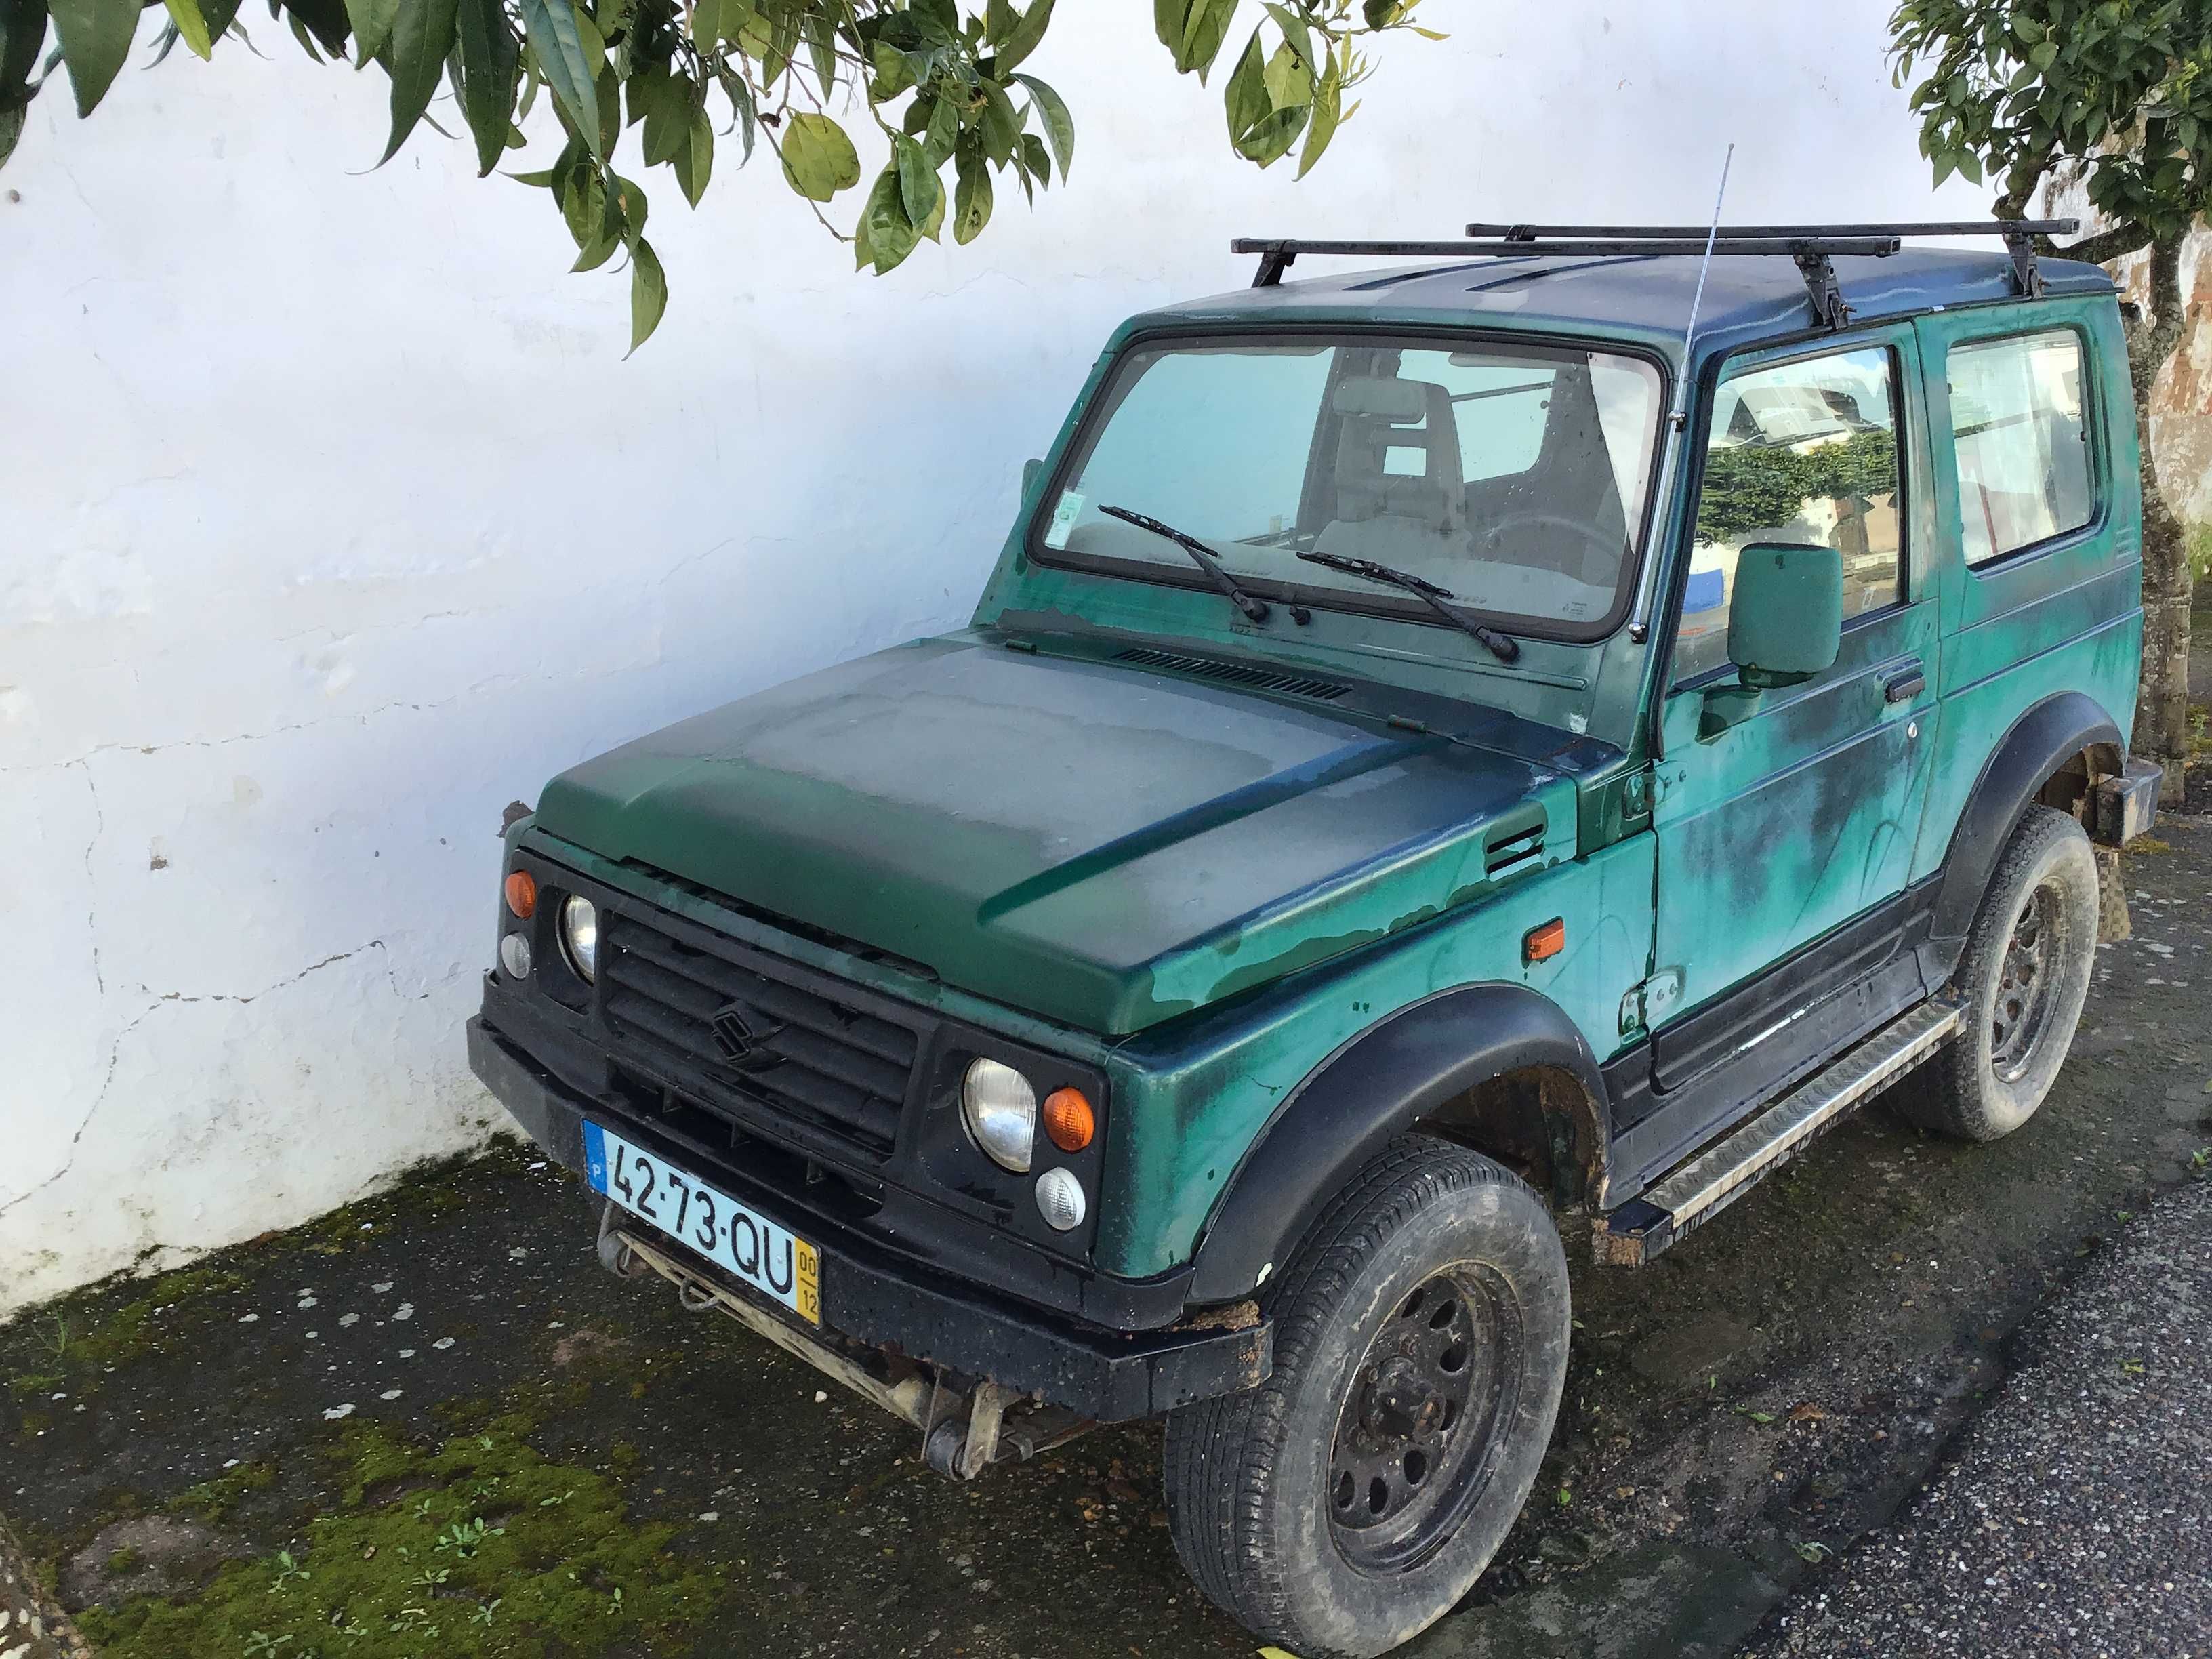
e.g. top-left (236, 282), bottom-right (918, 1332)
top-left (1185, 983), bottom-right (1609, 1305)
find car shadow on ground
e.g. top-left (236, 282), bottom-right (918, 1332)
top-left (5, 811), bottom-right (2209, 1659)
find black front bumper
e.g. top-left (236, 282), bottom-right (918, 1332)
top-left (469, 1014), bottom-right (1270, 1422)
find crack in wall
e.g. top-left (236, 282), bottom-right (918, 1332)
top-left (0, 939), bottom-right (392, 1222)
top-left (75, 758), bottom-right (105, 998)
top-left (0, 660), bottom-right (634, 778)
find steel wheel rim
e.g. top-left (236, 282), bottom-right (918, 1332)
top-left (1990, 880), bottom-right (2063, 1082)
top-left (1326, 1265), bottom-right (1521, 1575)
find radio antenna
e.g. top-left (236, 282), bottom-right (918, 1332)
top-left (1679, 143), bottom-right (1736, 365)
top-left (1628, 143), bottom-right (1736, 645)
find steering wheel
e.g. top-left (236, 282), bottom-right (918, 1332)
top-left (1480, 510), bottom-right (1622, 565)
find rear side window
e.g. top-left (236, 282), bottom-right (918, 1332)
top-left (1946, 330), bottom-right (2094, 566)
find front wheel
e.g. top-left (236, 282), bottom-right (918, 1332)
top-left (1164, 1139), bottom-right (1570, 1659)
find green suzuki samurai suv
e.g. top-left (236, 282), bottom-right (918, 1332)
top-left (469, 221), bottom-right (2161, 1657)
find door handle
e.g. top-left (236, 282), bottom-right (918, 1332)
top-left (1882, 665), bottom-right (1926, 705)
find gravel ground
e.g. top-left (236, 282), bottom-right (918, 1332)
top-left (1742, 1172), bottom-right (2212, 1658)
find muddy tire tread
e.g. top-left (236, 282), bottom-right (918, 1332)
top-left (1163, 1136), bottom-right (1532, 1652)
top-left (1895, 804), bottom-right (2098, 1141)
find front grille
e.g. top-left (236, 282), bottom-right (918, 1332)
top-left (598, 909), bottom-right (919, 1164)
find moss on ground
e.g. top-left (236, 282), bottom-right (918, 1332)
top-left (4, 1268), bottom-right (247, 1411)
top-left (173, 1461), bottom-right (279, 1525)
top-left (79, 1417), bottom-right (721, 1658)
top-left (70, 1269), bottom-right (248, 1370)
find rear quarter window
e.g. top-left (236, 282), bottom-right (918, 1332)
top-left (1946, 329), bottom-right (2096, 566)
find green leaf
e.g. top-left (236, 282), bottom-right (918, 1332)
top-left (1261, 39), bottom-right (1310, 110)
top-left (867, 37), bottom-right (912, 96)
top-left (556, 148), bottom-right (602, 242)
top-left (48, 0), bottom-right (139, 115)
top-left (1176, 0), bottom-right (1233, 79)
top-left (1296, 54), bottom-right (1340, 177)
top-left (1, 0), bottom-right (51, 95)
top-left (342, 0), bottom-right (398, 62)
top-left (0, 102), bottom-right (25, 169)
top-left (570, 1), bottom-right (602, 75)
top-left (627, 234), bottom-right (666, 354)
top-left (283, 0), bottom-right (350, 55)
top-left (952, 144), bottom-right (991, 244)
top-left (717, 64), bottom-right (754, 159)
top-left (994, 0), bottom-right (1050, 74)
top-left (455, 0), bottom-right (519, 175)
top-left (1237, 103), bottom-right (1305, 165)
top-left (1223, 25), bottom-right (1267, 141)
top-left (922, 89), bottom-right (959, 165)
top-left (1262, 2), bottom-right (1312, 65)
top-left (519, 0), bottom-right (600, 159)
top-left (978, 80), bottom-right (1020, 163)
top-left (1018, 129), bottom-right (1048, 192)
top-left (592, 58), bottom-right (617, 157)
top-left (611, 169), bottom-right (645, 244)
top-left (802, 7), bottom-right (832, 88)
top-left (859, 163), bottom-right (919, 273)
top-left (1013, 71), bottom-right (1071, 178)
top-left (380, 0), bottom-right (460, 163)
top-left (164, 0), bottom-right (213, 59)
top-left (1152, 0), bottom-right (1181, 52)
top-left (779, 109), bottom-right (859, 199)
top-left (690, 0), bottom-right (724, 44)
top-left (640, 76), bottom-right (687, 163)
top-left (672, 104), bottom-right (712, 206)
top-left (894, 134), bottom-right (939, 225)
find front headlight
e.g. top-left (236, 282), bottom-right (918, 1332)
top-left (961, 1057), bottom-right (1036, 1173)
top-left (559, 895), bottom-right (599, 983)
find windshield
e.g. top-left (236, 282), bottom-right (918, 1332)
top-left (1037, 335), bottom-right (1666, 636)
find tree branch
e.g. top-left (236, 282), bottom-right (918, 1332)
top-left (2059, 224), bottom-right (2153, 268)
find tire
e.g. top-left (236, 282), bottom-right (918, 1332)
top-left (1894, 804), bottom-right (2100, 1141)
top-left (1163, 1138), bottom-right (1570, 1659)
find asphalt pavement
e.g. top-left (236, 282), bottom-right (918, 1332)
top-left (1741, 1171), bottom-right (2212, 1658)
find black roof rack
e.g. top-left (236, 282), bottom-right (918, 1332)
top-left (1231, 218), bottom-right (2079, 330)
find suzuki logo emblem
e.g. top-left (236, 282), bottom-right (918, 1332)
top-left (710, 1001), bottom-right (786, 1072)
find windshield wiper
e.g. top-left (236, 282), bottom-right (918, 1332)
top-left (1296, 550), bottom-right (1521, 663)
top-left (1099, 506), bottom-right (1271, 624)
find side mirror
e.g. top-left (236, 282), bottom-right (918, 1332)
top-left (1698, 543), bottom-right (1843, 740)
top-left (1727, 542), bottom-right (1843, 688)
top-left (1021, 457), bottom-right (1044, 497)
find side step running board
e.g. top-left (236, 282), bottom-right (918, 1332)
top-left (1593, 995), bottom-right (1965, 1267)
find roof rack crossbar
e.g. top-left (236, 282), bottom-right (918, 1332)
top-left (1467, 220), bottom-right (2079, 302)
top-left (1231, 234), bottom-right (1902, 328)
top-left (1465, 220), bottom-right (2078, 241)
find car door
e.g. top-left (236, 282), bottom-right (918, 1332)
top-left (1628, 327), bottom-right (1942, 1162)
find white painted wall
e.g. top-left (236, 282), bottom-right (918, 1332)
top-left (0, 1), bottom-right (1995, 1315)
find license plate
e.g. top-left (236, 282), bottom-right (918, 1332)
top-left (583, 1122), bottom-right (821, 1324)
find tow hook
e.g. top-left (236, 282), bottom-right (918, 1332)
top-left (590, 1200), bottom-right (1096, 1479)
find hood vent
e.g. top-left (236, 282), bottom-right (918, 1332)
top-left (1113, 647), bottom-right (1350, 704)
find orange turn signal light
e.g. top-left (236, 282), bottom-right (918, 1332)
top-left (504, 869), bottom-right (538, 920)
top-left (1523, 918), bottom-right (1565, 964)
top-left (1042, 1087), bottom-right (1096, 1154)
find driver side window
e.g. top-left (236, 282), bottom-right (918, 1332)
top-left (1673, 346), bottom-right (1905, 684)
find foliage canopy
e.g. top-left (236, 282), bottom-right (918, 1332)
top-left (0, 0), bottom-right (1437, 347)
top-left (1889, 0), bottom-right (2211, 258)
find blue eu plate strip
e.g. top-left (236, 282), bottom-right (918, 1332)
top-left (583, 1120), bottom-right (610, 1195)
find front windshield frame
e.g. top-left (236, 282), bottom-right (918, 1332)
top-left (1025, 325), bottom-right (1674, 647)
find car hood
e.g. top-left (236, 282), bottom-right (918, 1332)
top-left (534, 634), bottom-right (1579, 1035)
